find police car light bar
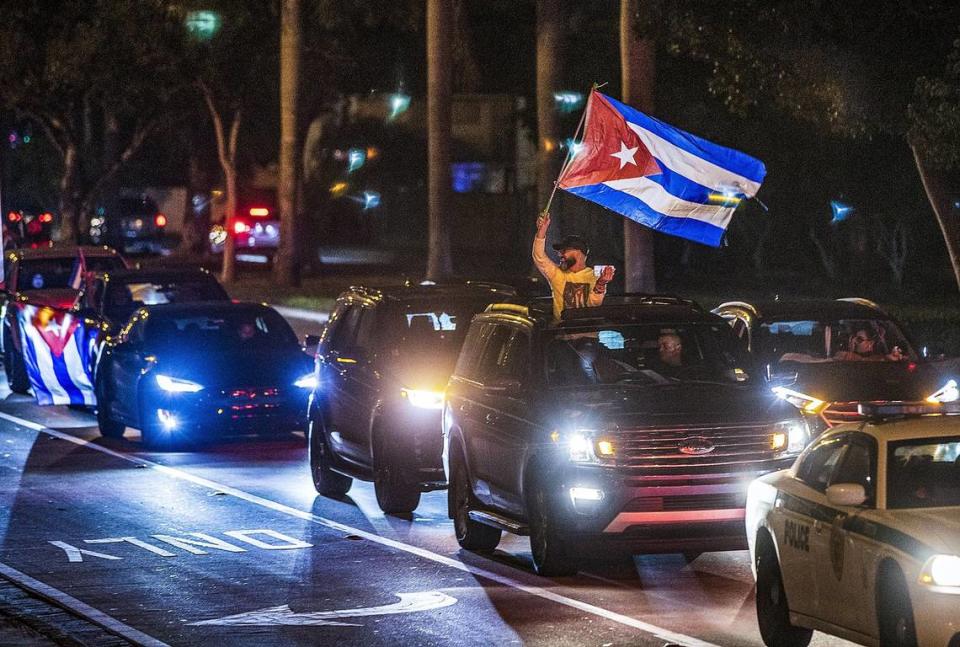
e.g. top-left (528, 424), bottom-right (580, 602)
top-left (857, 401), bottom-right (960, 418)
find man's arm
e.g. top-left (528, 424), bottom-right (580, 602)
top-left (588, 265), bottom-right (615, 306)
top-left (532, 212), bottom-right (558, 282)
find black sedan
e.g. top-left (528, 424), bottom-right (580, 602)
top-left (94, 302), bottom-right (314, 448)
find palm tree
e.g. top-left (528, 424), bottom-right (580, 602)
top-left (536, 0), bottom-right (563, 242)
top-left (274, 0), bottom-right (301, 287)
top-left (620, 0), bottom-right (656, 292)
top-left (426, 0), bottom-right (453, 279)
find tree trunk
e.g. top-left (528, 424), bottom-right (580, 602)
top-left (426, 0), bottom-right (453, 280)
top-left (536, 0), bottom-right (563, 245)
top-left (58, 144), bottom-right (79, 243)
top-left (223, 163), bottom-right (238, 283)
top-left (911, 142), bottom-right (960, 292)
top-left (620, 0), bottom-right (657, 293)
top-left (274, 0), bottom-right (301, 287)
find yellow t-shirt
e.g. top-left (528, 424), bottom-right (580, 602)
top-left (532, 236), bottom-right (602, 321)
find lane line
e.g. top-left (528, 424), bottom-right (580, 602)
top-left (0, 411), bottom-right (720, 647)
top-left (0, 561), bottom-right (171, 647)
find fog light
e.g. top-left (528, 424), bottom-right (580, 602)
top-left (771, 432), bottom-right (787, 451)
top-left (596, 440), bottom-right (615, 457)
top-left (570, 487), bottom-right (604, 502)
top-left (157, 409), bottom-right (178, 431)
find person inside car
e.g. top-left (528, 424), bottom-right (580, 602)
top-left (834, 328), bottom-right (905, 361)
top-left (533, 211), bottom-right (614, 321)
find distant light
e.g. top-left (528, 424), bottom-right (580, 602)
top-left (347, 148), bottom-right (366, 172)
top-left (330, 181), bottom-right (349, 197)
top-left (154, 214), bottom-right (167, 227)
top-left (553, 91), bottom-right (585, 113)
top-left (362, 191), bottom-right (381, 210)
top-left (830, 200), bottom-right (854, 224)
top-left (39, 212), bottom-right (53, 224)
top-left (563, 138), bottom-right (584, 157)
top-left (236, 254), bottom-right (269, 264)
top-left (185, 10), bottom-right (222, 41)
top-left (388, 93), bottom-right (411, 121)
top-left (248, 207), bottom-right (270, 217)
top-left (22, 135), bottom-right (31, 144)
top-left (233, 221), bottom-right (250, 235)
top-left (366, 146), bottom-right (380, 160)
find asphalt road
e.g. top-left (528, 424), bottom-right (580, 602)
top-left (0, 311), bottom-right (857, 647)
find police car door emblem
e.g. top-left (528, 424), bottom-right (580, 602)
top-left (679, 437), bottom-right (715, 455)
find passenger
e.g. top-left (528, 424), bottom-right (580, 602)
top-left (833, 328), bottom-right (905, 361)
top-left (237, 321), bottom-right (257, 341)
top-left (532, 211), bottom-right (614, 321)
top-left (646, 332), bottom-right (689, 379)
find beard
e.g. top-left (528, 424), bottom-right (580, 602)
top-left (560, 256), bottom-right (576, 270)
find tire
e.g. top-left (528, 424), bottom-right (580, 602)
top-left (755, 539), bottom-right (812, 647)
top-left (4, 329), bottom-right (30, 394)
top-left (878, 567), bottom-right (917, 647)
top-left (309, 412), bottom-right (352, 497)
top-left (373, 429), bottom-right (421, 514)
top-left (528, 479), bottom-right (578, 577)
top-left (450, 460), bottom-right (501, 551)
top-left (95, 376), bottom-right (125, 439)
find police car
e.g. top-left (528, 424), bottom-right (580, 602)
top-left (746, 403), bottom-right (960, 647)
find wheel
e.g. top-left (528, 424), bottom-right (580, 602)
top-left (309, 412), bottom-right (352, 497)
top-left (95, 376), bottom-right (125, 439)
top-left (755, 539), bottom-right (812, 647)
top-left (528, 479), bottom-right (578, 577)
top-left (373, 429), bottom-right (421, 514)
top-left (4, 329), bottom-right (30, 394)
top-left (450, 460), bottom-right (501, 551)
top-left (878, 567), bottom-right (917, 647)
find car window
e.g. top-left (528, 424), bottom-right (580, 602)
top-left (453, 321), bottom-right (489, 382)
top-left (329, 304), bottom-right (362, 352)
top-left (758, 317), bottom-right (916, 364)
top-left (475, 325), bottom-right (514, 384)
top-left (795, 435), bottom-right (848, 493)
top-left (17, 256), bottom-right (125, 291)
top-left (354, 306), bottom-right (378, 350)
top-left (887, 436), bottom-right (960, 509)
top-left (144, 309), bottom-right (296, 350)
top-left (830, 437), bottom-right (877, 505)
top-left (104, 279), bottom-right (228, 323)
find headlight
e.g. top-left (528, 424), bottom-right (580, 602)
top-left (294, 373), bottom-right (319, 389)
top-left (566, 432), bottom-right (615, 463)
top-left (919, 554), bottom-right (960, 591)
top-left (772, 386), bottom-right (827, 414)
top-left (155, 374), bottom-right (203, 393)
top-left (926, 379), bottom-right (959, 404)
top-left (401, 388), bottom-right (444, 410)
top-left (768, 419), bottom-right (809, 454)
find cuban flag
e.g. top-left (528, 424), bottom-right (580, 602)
top-left (559, 91), bottom-right (766, 247)
top-left (17, 304), bottom-right (97, 406)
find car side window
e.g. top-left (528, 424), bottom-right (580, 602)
top-left (497, 330), bottom-right (530, 382)
top-left (354, 306), bottom-right (377, 351)
top-left (475, 325), bottom-right (514, 384)
top-left (830, 436), bottom-right (877, 505)
top-left (795, 435), bottom-right (848, 493)
top-left (454, 322), bottom-right (489, 381)
top-left (329, 304), bottom-right (361, 352)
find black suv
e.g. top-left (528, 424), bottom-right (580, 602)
top-left (443, 296), bottom-right (805, 576)
top-left (307, 282), bottom-right (517, 513)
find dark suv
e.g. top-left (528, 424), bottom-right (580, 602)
top-left (443, 296), bottom-right (806, 576)
top-left (306, 282), bottom-right (517, 513)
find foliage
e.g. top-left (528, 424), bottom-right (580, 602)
top-left (910, 36), bottom-right (960, 169)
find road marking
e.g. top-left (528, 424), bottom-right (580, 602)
top-left (0, 411), bottom-right (720, 647)
top-left (0, 561), bottom-right (171, 647)
top-left (190, 590), bottom-right (458, 627)
top-left (49, 541), bottom-right (122, 563)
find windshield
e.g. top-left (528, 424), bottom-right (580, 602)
top-left (381, 298), bottom-right (496, 362)
top-left (887, 436), bottom-right (960, 509)
top-left (758, 318), bottom-right (917, 364)
top-left (104, 279), bottom-right (228, 323)
top-left (545, 323), bottom-right (753, 387)
top-left (145, 309), bottom-right (297, 351)
top-left (18, 256), bottom-right (126, 291)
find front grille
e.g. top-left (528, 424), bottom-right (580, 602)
top-left (623, 492), bottom-right (745, 512)
top-left (219, 386), bottom-right (285, 418)
top-left (614, 424), bottom-right (782, 475)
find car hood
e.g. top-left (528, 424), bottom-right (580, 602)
top-left (17, 289), bottom-right (80, 310)
top-left (789, 361), bottom-right (945, 402)
top-left (543, 383), bottom-right (798, 428)
top-left (870, 508), bottom-right (960, 556)
top-left (155, 347), bottom-right (313, 389)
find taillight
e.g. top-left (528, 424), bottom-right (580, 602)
top-left (248, 207), bottom-right (270, 217)
top-left (233, 221), bottom-right (250, 235)
top-left (155, 213), bottom-right (167, 227)
top-left (7, 211), bottom-right (21, 223)
top-left (39, 212), bottom-right (53, 223)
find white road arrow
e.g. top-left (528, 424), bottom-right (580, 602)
top-left (188, 591), bottom-right (458, 627)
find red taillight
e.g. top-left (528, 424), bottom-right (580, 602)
top-left (7, 211), bottom-right (21, 223)
top-left (233, 221), bottom-right (250, 235)
top-left (155, 213), bottom-right (167, 227)
top-left (39, 212), bottom-right (53, 223)
top-left (248, 207), bottom-right (270, 217)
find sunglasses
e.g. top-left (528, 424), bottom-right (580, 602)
top-left (854, 335), bottom-right (876, 343)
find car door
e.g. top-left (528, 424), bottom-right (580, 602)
top-left (772, 433), bottom-right (849, 620)
top-left (816, 433), bottom-right (878, 636)
top-left (336, 304), bottom-right (380, 465)
top-left (320, 302), bottom-right (367, 464)
top-left (106, 315), bottom-right (149, 423)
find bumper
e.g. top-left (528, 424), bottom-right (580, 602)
top-left (913, 586), bottom-right (960, 647)
top-left (148, 388), bottom-right (309, 435)
top-left (381, 404), bottom-right (445, 484)
top-left (551, 461), bottom-right (794, 553)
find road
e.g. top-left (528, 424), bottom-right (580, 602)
top-left (0, 311), bottom-right (856, 647)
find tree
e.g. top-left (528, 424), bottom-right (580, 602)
top-left (274, 0), bottom-right (302, 287)
top-left (0, 0), bottom-right (185, 243)
top-left (536, 0), bottom-right (564, 247)
top-left (425, 0), bottom-right (453, 279)
top-left (620, 0), bottom-right (657, 292)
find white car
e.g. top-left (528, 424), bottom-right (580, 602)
top-left (745, 408), bottom-right (960, 647)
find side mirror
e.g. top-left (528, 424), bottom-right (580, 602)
top-left (826, 483), bottom-right (867, 507)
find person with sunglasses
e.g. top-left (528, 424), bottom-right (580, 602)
top-left (834, 327), bottom-right (905, 361)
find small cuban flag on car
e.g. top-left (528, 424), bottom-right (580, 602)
top-left (558, 91), bottom-right (766, 247)
top-left (17, 304), bottom-right (97, 406)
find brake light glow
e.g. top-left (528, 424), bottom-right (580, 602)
top-left (155, 213), bottom-right (167, 227)
top-left (7, 211), bottom-right (21, 222)
top-left (248, 207), bottom-right (270, 217)
top-left (39, 212), bottom-right (53, 223)
top-left (233, 221), bottom-right (250, 235)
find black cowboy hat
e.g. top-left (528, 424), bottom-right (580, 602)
top-left (552, 235), bottom-right (590, 255)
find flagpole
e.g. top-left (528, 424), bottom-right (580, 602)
top-left (540, 83), bottom-right (601, 216)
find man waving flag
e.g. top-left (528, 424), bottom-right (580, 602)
top-left (559, 90), bottom-right (766, 247)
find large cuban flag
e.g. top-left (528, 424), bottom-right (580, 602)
top-left (559, 91), bottom-right (766, 247)
top-left (17, 304), bottom-right (97, 406)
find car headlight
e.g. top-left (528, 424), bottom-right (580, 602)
top-left (768, 419), bottom-right (809, 454)
top-left (772, 386), bottom-right (827, 414)
top-left (401, 388), bottom-right (444, 410)
top-left (926, 379), bottom-right (959, 404)
top-left (919, 554), bottom-right (960, 591)
top-left (294, 373), bottom-right (319, 389)
top-left (155, 374), bottom-right (203, 393)
top-left (565, 432), bottom-right (615, 463)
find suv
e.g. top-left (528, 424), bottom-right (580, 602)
top-left (443, 296), bottom-right (806, 576)
top-left (90, 195), bottom-right (167, 254)
top-left (306, 282), bottom-right (517, 513)
top-left (712, 298), bottom-right (951, 433)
